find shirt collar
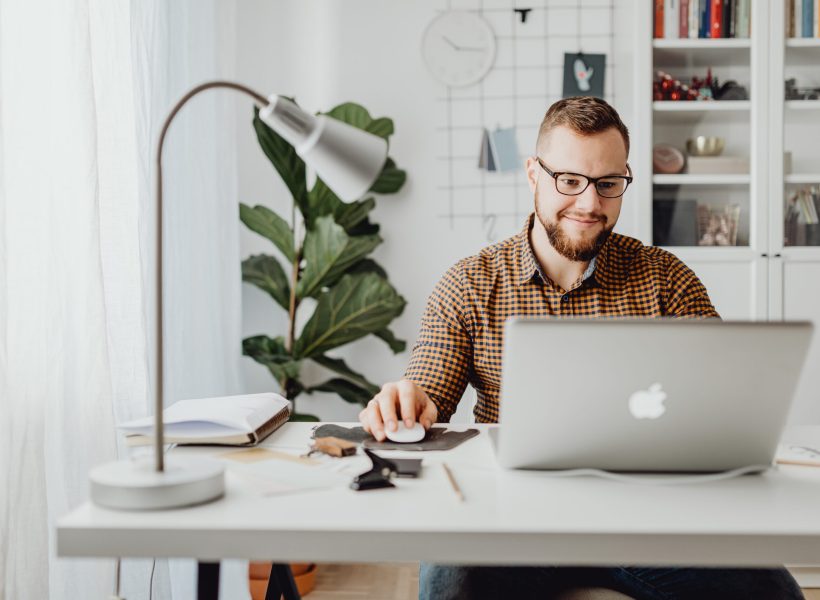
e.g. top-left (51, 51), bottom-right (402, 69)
top-left (516, 213), bottom-right (611, 289)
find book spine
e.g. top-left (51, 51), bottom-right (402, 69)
top-left (788, 0), bottom-right (794, 38)
top-left (680, 0), bottom-right (690, 37)
top-left (250, 405), bottom-right (292, 445)
top-left (797, 0), bottom-right (804, 37)
top-left (816, 0), bottom-right (819, 36)
top-left (804, 0), bottom-right (813, 37)
top-left (665, 0), bottom-right (679, 38)
top-left (655, 0), bottom-right (665, 38)
top-left (743, 0), bottom-right (751, 37)
top-left (690, 0), bottom-right (700, 37)
top-left (700, 0), bottom-right (708, 37)
top-left (725, 0), bottom-right (733, 37)
top-left (711, 0), bottom-right (723, 38)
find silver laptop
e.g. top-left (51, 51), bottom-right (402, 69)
top-left (492, 318), bottom-right (813, 472)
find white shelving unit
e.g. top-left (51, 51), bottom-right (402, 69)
top-left (634, 1), bottom-right (820, 427)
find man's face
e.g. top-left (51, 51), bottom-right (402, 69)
top-left (526, 126), bottom-right (628, 262)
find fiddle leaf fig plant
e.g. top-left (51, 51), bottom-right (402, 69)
top-left (241, 101), bottom-right (407, 421)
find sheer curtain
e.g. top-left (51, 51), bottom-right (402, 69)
top-left (0, 1), bottom-right (247, 598)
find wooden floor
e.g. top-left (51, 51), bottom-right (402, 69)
top-left (306, 563), bottom-right (820, 600)
top-left (308, 563), bottom-right (419, 599)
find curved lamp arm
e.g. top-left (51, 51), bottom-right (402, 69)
top-left (153, 81), bottom-right (267, 471)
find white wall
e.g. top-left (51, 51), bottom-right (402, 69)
top-left (235, 0), bottom-right (636, 421)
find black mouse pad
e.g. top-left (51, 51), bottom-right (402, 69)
top-left (311, 424), bottom-right (480, 452)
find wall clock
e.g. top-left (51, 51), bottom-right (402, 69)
top-left (421, 10), bottom-right (497, 87)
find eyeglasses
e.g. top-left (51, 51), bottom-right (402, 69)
top-left (535, 158), bottom-right (633, 199)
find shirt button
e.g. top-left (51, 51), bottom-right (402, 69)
top-left (561, 294), bottom-right (570, 303)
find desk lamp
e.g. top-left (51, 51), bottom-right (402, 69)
top-left (89, 81), bottom-right (388, 509)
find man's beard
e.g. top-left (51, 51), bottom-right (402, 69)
top-left (535, 201), bottom-right (613, 262)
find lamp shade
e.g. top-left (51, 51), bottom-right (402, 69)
top-left (259, 96), bottom-right (387, 201)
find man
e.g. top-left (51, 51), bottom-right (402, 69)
top-left (359, 97), bottom-right (804, 600)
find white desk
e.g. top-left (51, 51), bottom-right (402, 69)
top-left (58, 424), bottom-right (820, 598)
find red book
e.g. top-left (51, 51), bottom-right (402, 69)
top-left (710, 0), bottom-right (723, 38)
top-left (655, 0), bottom-right (665, 38)
top-left (680, 0), bottom-right (690, 37)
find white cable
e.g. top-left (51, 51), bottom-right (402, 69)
top-left (537, 464), bottom-right (772, 485)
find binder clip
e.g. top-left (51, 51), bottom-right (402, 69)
top-left (350, 448), bottom-right (397, 491)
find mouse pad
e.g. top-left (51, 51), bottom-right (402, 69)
top-left (311, 425), bottom-right (480, 452)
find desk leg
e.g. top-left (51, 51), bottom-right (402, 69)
top-left (197, 561), bottom-right (220, 600)
top-left (264, 563), bottom-right (301, 600)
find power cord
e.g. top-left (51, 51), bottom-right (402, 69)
top-left (537, 464), bottom-right (772, 485)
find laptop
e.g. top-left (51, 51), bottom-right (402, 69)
top-left (491, 318), bottom-right (813, 472)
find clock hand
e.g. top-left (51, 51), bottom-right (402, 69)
top-left (442, 35), bottom-right (486, 52)
top-left (442, 35), bottom-right (461, 50)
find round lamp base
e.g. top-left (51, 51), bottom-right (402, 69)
top-left (89, 455), bottom-right (225, 510)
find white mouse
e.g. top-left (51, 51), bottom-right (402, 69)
top-left (384, 422), bottom-right (426, 443)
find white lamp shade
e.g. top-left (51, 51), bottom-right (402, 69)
top-left (259, 96), bottom-right (388, 201)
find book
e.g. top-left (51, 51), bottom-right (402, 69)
top-left (711, 0), bottom-right (723, 38)
top-left (655, 0), bottom-right (665, 38)
top-left (686, 155), bottom-right (749, 174)
top-left (680, 0), bottom-right (690, 37)
top-left (665, 0), bottom-right (679, 39)
top-left (776, 443), bottom-right (820, 467)
top-left (689, 0), bottom-right (700, 37)
top-left (118, 392), bottom-right (291, 446)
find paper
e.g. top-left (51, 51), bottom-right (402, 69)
top-left (479, 127), bottom-right (520, 173)
top-left (224, 448), bottom-right (367, 497)
top-left (775, 444), bottom-right (820, 467)
top-left (220, 447), bottom-right (318, 465)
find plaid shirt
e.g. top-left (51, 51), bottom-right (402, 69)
top-left (404, 214), bottom-right (720, 423)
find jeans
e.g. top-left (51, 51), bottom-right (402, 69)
top-left (419, 564), bottom-right (805, 600)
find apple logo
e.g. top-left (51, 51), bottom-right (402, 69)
top-left (628, 383), bottom-right (667, 419)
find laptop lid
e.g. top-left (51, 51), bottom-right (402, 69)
top-left (494, 318), bottom-right (814, 472)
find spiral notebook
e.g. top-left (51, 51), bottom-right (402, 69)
top-left (118, 392), bottom-right (291, 447)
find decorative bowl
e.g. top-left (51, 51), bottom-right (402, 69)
top-left (686, 136), bottom-right (725, 156)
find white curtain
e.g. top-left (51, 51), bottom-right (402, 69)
top-left (0, 1), bottom-right (248, 598)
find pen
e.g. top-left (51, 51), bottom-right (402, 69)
top-left (442, 462), bottom-right (464, 502)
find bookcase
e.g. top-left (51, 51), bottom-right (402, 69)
top-left (633, 1), bottom-right (820, 425)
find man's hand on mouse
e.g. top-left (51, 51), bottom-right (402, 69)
top-left (359, 379), bottom-right (438, 442)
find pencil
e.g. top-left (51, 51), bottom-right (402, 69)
top-left (442, 462), bottom-right (464, 502)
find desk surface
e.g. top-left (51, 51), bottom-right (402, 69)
top-left (58, 424), bottom-right (820, 566)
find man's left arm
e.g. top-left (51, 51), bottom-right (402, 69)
top-left (665, 256), bottom-right (721, 318)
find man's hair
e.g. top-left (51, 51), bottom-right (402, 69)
top-left (536, 96), bottom-right (630, 157)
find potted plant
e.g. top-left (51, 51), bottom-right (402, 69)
top-left (242, 101), bottom-right (406, 596)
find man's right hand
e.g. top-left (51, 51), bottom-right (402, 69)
top-left (358, 379), bottom-right (438, 442)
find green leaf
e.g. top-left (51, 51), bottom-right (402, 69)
top-left (307, 378), bottom-right (375, 405)
top-left (369, 158), bottom-right (406, 195)
top-left (294, 273), bottom-right (407, 358)
top-left (290, 412), bottom-right (320, 422)
top-left (346, 258), bottom-right (387, 279)
top-left (306, 178), bottom-right (376, 233)
top-left (366, 117), bottom-right (394, 139)
top-left (242, 255), bottom-right (290, 311)
top-left (242, 335), bottom-right (301, 382)
top-left (323, 102), bottom-right (373, 130)
top-left (239, 204), bottom-right (296, 263)
top-left (311, 354), bottom-right (380, 396)
top-left (373, 327), bottom-right (406, 354)
top-left (295, 215), bottom-right (381, 299)
top-left (252, 108), bottom-right (309, 218)
top-left (335, 197), bottom-right (376, 232)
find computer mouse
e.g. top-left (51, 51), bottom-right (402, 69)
top-left (384, 422), bottom-right (426, 443)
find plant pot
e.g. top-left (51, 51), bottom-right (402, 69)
top-left (249, 561), bottom-right (317, 599)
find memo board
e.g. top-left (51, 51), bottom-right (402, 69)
top-left (431, 0), bottom-right (617, 243)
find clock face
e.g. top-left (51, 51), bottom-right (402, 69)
top-left (421, 11), bottom-right (497, 88)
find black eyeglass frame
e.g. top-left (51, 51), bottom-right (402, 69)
top-left (535, 157), bottom-right (633, 199)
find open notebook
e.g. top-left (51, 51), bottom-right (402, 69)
top-left (118, 392), bottom-right (291, 446)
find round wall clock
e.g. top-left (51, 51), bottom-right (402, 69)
top-left (421, 10), bottom-right (497, 88)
